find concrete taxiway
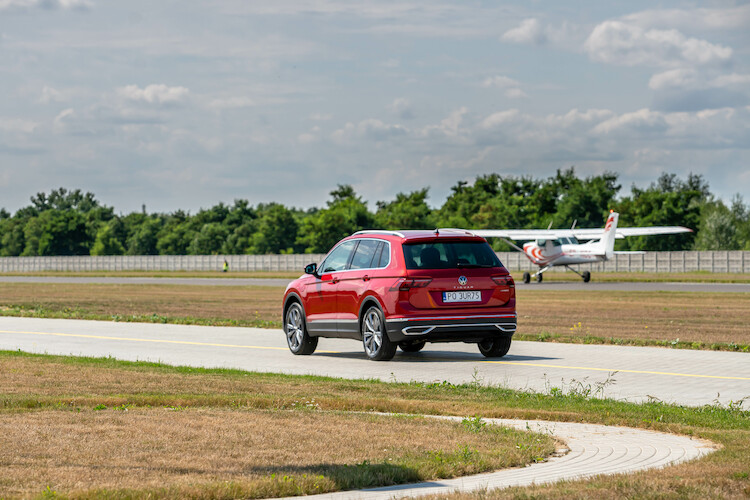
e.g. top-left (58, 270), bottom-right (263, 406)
top-left (1, 316), bottom-right (748, 407)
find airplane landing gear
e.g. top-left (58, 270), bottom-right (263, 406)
top-left (565, 265), bottom-right (591, 283)
top-left (523, 271), bottom-right (531, 284)
top-left (536, 273), bottom-right (543, 283)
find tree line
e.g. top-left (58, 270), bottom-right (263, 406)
top-left (1, 169), bottom-right (748, 257)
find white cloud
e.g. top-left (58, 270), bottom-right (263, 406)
top-left (650, 69), bottom-right (750, 92)
top-left (117, 84), bottom-right (189, 105)
top-left (0, 116), bottom-right (37, 133)
top-left (388, 98), bottom-right (414, 119)
top-left (298, 126), bottom-right (321, 144)
top-left (592, 108), bottom-right (668, 135)
top-left (502, 18), bottom-right (546, 45)
top-left (0, 0), bottom-right (91, 11)
top-left (420, 107), bottom-right (468, 139)
top-left (622, 5), bottom-right (750, 32)
top-left (584, 21), bottom-right (732, 68)
top-left (208, 96), bottom-right (256, 110)
top-left (481, 109), bottom-right (520, 129)
top-left (52, 107), bottom-right (74, 132)
top-left (38, 85), bottom-right (65, 104)
top-left (481, 76), bottom-right (527, 99)
top-left (332, 119), bottom-right (408, 143)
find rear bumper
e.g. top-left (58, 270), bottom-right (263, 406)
top-left (385, 313), bottom-right (516, 343)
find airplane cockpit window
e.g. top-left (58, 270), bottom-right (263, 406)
top-left (536, 239), bottom-right (547, 246)
top-left (569, 237), bottom-right (579, 245)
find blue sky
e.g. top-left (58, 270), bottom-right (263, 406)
top-left (1, 0), bottom-right (748, 214)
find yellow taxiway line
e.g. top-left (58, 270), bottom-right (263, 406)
top-left (481, 360), bottom-right (750, 381)
top-left (2, 328), bottom-right (749, 381)
top-left (0, 329), bottom-right (339, 354)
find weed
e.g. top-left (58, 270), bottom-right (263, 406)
top-left (461, 416), bottom-right (486, 433)
top-left (93, 404), bottom-right (107, 411)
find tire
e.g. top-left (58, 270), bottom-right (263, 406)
top-left (522, 271), bottom-right (530, 284)
top-left (362, 306), bottom-right (396, 361)
top-left (284, 302), bottom-right (318, 355)
top-left (478, 337), bottom-right (512, 358)
top-left (399, 341), bottom-right (426, 353)
top-left (536, 272), bottom-right (543, 283)
top-left (582, 271), bottom-right (591, 283)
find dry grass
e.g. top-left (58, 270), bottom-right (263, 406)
top-left (0, 354), bottom-right (557, 499)
top-left (517, 289), bottom-right (750, 346)
top-left (0, 283), bottom-right (284, 327)
top-left (1, 351), bottom-right (749, 500)
top-left (0, 409), bottom-right (551, 498)
top-left (516, 289), bottom-right (750, 348)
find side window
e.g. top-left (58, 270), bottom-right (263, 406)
top-left (350, 239), bottom-right (381, 270)
top-left (320, 240), bottom-right (357, 273)
top-left (376, 242), bottom-right (391, 268)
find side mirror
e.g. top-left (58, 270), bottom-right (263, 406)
top-left (304, 263), bottom-right (318, 276)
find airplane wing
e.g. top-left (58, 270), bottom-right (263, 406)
top-left (473, 226), bottom-right (692, 241)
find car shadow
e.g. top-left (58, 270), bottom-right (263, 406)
top-left (314, 351), bottom-right (559, 363)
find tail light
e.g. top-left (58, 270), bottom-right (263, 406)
top-left (492, 275), bottom-right (515, 288)
top-left (393, 277), bottom-right (432, 291)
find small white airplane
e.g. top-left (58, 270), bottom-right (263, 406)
top-left (472, 211), bottom-right (692, 283)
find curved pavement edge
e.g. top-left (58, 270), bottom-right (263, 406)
top-left (277, 415), bottom-right (717, 500)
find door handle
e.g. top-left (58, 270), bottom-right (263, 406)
top-left (331, 277), bottom-right (340, 284)
top-left (362, 275), bottom-right (370, 281)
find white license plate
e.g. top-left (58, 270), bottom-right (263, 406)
top-left (442, 291), bottom-right (482, 303)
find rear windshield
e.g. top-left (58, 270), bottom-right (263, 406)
top-left (403, 241), bottom-right (503, 270)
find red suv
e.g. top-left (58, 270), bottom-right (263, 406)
top-left (282, 230), bottom-right (516, 361)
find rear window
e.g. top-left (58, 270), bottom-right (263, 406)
top-left (403, 241), bottom-right (503, 270)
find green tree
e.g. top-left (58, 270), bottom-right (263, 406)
top-left (126, 216), bottom-right (162, 255)
top-left (0, 218), bottom-right (26, 256)
top-left (22, 210), bottom-right (90, 256)
top-left (91, 219), bottom-right (126, 255)
top-left (553, 170), bottom-right (620, 228)
top-left (250, 203), bottom-right (299, 254)
top-left (693, 195), bottom-right (750, 250)
top-left (375, 189), bottom-right (434, 229)
top-left (156, 211), bottom-right (196, 255)
top-left (297, 185), bottom-right (374, 253)
top-left (615, 173), bottom-right (708, 251)
top-left (188, 222), bottom-right (230, 255)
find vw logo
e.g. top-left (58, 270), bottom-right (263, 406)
top-left (458, 276), bottom-right (467, 285)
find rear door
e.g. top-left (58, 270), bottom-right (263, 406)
top-left (337, 239), bottom-right (387, 337)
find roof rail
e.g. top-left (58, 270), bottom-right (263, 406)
top-left (436, 228), bottom-right (476, 236)
top-left (351, 230), bottom-right (406, 238)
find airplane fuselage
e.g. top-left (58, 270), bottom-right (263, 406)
top-left (522, 240), bottom-right (605, 268)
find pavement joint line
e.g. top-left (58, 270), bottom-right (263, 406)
top-left (0, 329), bottom-right (343, 353)
top-left (3, 328), bottom-right (749, 382)
top-left (481, 360), bottom-right (750, 381)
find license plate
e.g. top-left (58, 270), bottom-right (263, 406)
top-left (442, 291), bottom-right (482, 303)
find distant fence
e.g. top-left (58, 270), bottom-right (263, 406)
top-left (0, 251), bottom-right (748, 273)
top-left (498, 251), bottom-right (750, 274)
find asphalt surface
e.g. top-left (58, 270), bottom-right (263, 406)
top-left (1, 275), bottom-right (750, 292)
top-left (2, 317), bottom-right (748, 407)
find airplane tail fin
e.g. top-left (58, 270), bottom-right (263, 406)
top-left (597, 211), bottom-right (618, 259)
